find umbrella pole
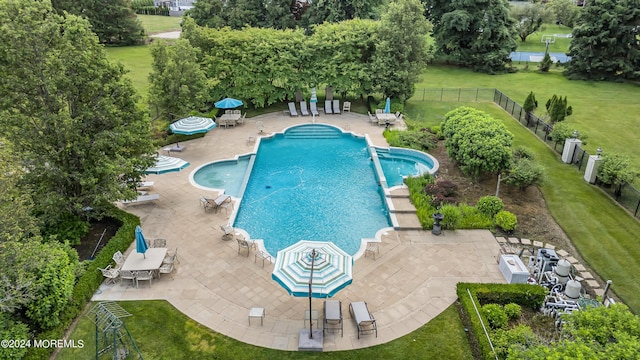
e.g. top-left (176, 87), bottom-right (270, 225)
top-left (309, 249), bottom-right (316, 339)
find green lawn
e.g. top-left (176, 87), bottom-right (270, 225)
top-left (58, 301), bottom-right (472, 360)
top-left (137, 14), bottom-right (182, 34)
top-left (413, 66), bottom-right (640, 171)
top-left (404, 100), bottom-right (640, 313)
top-left (105, 45), bottom-right (153, 100)
top-left (516, 24), bottom-right (573, 53)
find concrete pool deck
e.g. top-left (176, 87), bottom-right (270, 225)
top-left (92, 111), bottom-right (506, 351)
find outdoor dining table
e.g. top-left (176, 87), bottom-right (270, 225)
top-left (375, 113), bottom-right (397, 122)
top-left (219, 113), bottom-right (241, 128)
top-left (121, 248), bottom-right (168, 276)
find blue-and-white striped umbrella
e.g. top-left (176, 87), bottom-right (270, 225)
top-left (135, 225), bottom-right (148, 258)
top-left (272, 240), bottom-right (353, 298)
top-left (144, 155), bottom-right (190, 175)
top-left (170, 116), bottom-right (216, 135)
top-left (214, 97), bottom-right (243, 109)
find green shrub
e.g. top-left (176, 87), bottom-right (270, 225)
top-left (428, 125), bottom-right (444, 140)
top-left (504, 303), bottom-right (522, 320)
top-left (394, 130), bottom-right (438, 151)
top-left (492, 324), bottom-right (538, 359)
top-left (476, 196), bottom-right (504, 217)
top-left (597, 152), bottom-right (638, 187)
top-left (481, 303), bottom-right (508, 329)
top-left (417, 207), bottom-right (435, 228)
top-left (41, 213), bottom-right (90, 246)
top-left (505, 158), bottom-right (545, 190)
top-left (495, 210), bottom-right (518, 232)
top-left (512, 146), bottom-right (535, 161)
top-left (439, 204), bottom-right (461, 230)
top-left (457, 204), bottom-right (493, 229)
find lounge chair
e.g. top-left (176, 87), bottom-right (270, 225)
top-left (136, 181), bottom-right (154, 191)
top-left (324, 300), bottom-right (343, 337)
top-left (349, 301), bottom-right (377, 338)
top-left (368, 111), bottom-right (377, 125)
top-left (300, 101), bottom-right (310, 116)
top-left (309, 102), bottom-right (320, 116)
top-left (287, 102), bottom-right (299, 116)
top-left (122, 193), bottom-right (160, 206)
top-left (332, 99), bottom-right (341, 114)
top-left (325, 100), bottom-right (333, 114)
top-left (201, 196), bottom-right (217, 212)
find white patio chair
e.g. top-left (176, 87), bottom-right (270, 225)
top-left (256, 121), bottom-right (265, 134)
top-left (120, 269), bottom-right (136, 287)
top-left (112, 251), bottom-right (125, 269)
top-left (99, 265), bottom-right (120, 285)
top-left (342, 101), bottom-right (351, 112)
top-left (163, 248), bottom-right (179, 264)
top-left (159, 262), bottom-right (175, 279)
top-left (153, 238), bottom-right (167, 248)
top-left (134, 270), bottom-right (154, 288)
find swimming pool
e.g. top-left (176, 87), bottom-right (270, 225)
top-left (191, 124), bottom-right (438, 256)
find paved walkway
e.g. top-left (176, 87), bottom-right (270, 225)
top-left (92, 111), bottom-right (505, 350)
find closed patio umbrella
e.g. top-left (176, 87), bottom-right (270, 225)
top-left (384, 97), bottom-right (391, 113)
top-left (214, 97), bottom-right (243, 109)
top-left (135, 225), bottom-right (149, 259)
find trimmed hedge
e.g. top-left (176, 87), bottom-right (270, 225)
top-left (456, 283), bottom-right (547, 360)
top-left (25, 204), bottom-right (138, 360)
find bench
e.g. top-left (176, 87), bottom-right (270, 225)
top-left (122, 193), bottom-right (160, 206)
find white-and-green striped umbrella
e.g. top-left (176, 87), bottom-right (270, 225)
top-left (144, 155), bottom-right (190, 175)
top-left (169, 116), bottom-right (217, 135)
top-left (272, 240), bottom-right (353, 298)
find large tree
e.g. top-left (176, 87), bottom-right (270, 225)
top-left (372, 0), bottom-right (431, 100)
top-left (186, 0), bottom-right (226, 28)
top-left (304, 0), bottom-right (384, 25)
top-left (510, 3), bottom-right (553, 42)
top-left (0, 0), bottom-right (155, 225)
top-left (441, 107), bottom-right (513, 180)
top-left (52, 0), bottom-right (145, 45)
top-left (565, 0), bottom-right (640, 81)
top-left (547, 0), bottom-right (580, 27)
top-left (148, 39), bottom-right (210, 120)
top-left (426, 0), bottom-right (518, 73)
top-left (0, 148), bottom-right (39, 243)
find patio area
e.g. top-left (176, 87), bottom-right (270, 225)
top-left (92, 111), bottom-right (506, 351)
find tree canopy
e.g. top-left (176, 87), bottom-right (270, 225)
top-left (52, 0), bottom-right (145, 45)
top-left (565, 0), bottom-right (640, 81)
top-left (510, 3), bottom-right (553, 42)
top-left (148, 39), bottom-right (210, 120)
top-left (0, 0), bottom-right (155, 228)
top-left (372, 0), bottom-right (431, 100)
top-left (426, 0), bottom-right (517, 73)
top-left (441, 107), bottom-right (513, 180)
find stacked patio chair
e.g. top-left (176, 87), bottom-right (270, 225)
top-left (324, 100), bottom-right (333, 114)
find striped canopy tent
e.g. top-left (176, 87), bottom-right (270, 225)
top-left (144, 155), bottom-right (190, 175)
top-left (272, 240), bottom-right (353, 298)
top-left (169, 116), bottom-right (216, 135)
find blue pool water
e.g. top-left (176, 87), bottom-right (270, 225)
top-left (192, 124), bottom-right (438, 256)
top-left (192, 157), bottom-right (250, 197)
top-left (234, 126), bottom-right (390, 255)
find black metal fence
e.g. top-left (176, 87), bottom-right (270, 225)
top-left (414, 87), bottom-right (640, 218)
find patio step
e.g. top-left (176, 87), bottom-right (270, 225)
top-left (393, 212), bottom-right (423, 230)
top-left (387, 188), bottom-right (410, 198)
top-left (389, 197), bottom-right (417, 213)
top-left (284, 125), bottom-right (341, 139)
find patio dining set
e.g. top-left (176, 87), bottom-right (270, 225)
top-left (99, 239), bottom-right (178, 288)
